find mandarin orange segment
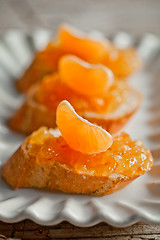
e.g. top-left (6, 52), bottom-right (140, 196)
top-left (56, 100), bottom-right (113, 154)
top-left (58, 24), bottom-right (110, 63)
top-left (59, 55), bottom-right (114, 96)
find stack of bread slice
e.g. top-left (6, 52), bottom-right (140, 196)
top-left (1, 24), bottom-right (153, 197)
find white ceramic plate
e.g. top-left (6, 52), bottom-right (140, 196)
top-left (0, 30), bottom-right (160, 227)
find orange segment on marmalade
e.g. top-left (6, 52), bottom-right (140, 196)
top-left (59, 55), bottom-right (114, 96)
top-left (56, 100), bottom-right (113, 154)
top-left (58, 24), bottom-right (111, 63)
top-left (36, 73), bottom-right (127, 115)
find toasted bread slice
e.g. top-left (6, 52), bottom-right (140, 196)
top-left (16, 25), bottom-right (141, 93)
top-left (9, 80), bottom-right (142, 135)
top-left (1, 128), bottom-right (153, 196)
top-left (16, 48), bottom-right (141, 93)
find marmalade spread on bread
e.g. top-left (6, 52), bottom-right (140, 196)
top-left (36, 24), bottom-right (141, 79)
top-left (36, 55), bottom-right (130, 115)
top-left (28, 127), bottom-right (153, 178)
top-left (16, 24), bottom-right (141, 94)
top-left (27, 100), bottom-right (153, 178)
top-left (58, 24), bottom-right (141, 77)
top-left (36, 74), bottom-right (127, 114)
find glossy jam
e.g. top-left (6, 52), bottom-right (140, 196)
top-left (36, 73), bottom-right (127, 114)
top-left (35, 43), bottom-right (65, 72)
top-left (101, 47), bottom-right (142, 78)
top-left (28, 128), bottom-right (153, 177)
top-left (32, 31), bottom-right (141, 83)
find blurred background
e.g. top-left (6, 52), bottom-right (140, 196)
top-left (0, 0), bottom-right (160, 36)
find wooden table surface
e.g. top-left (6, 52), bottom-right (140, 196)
top-left (1, 220), bottom-right (160, 240)
top-left (0, 0), bottom-right (160, 239)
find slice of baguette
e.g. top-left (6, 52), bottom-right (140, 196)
top-left (1, 129), bottom-right (153, 196)
top-left (9, 82), bottom-right (142, 135)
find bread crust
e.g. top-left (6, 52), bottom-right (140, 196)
top-left (9, 85), bottom-right (56, 134)
top-left (1, 137), bottom-right (137, 196)
top-left (9, 84), bottom-right (142, 135)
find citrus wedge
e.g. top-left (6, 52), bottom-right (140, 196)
top-left (56, 100), bottom-right (113, 154)
top-left (58, 24), bottom-right (110, 62)
top-left (59, 55), bottom-right (114, 96)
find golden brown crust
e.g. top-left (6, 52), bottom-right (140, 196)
top-left (9, 84), bottom-right (142, 135)
top-left (86, 109), bottom-right (137, 134)
top-left (1, 138), bottom-right (138, 196)
top-left (9, 85), bottom-right (56, 134)
top-left (1, 139), bottom-right (52, 189)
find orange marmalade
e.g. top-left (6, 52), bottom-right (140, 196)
top-left (28, 127), bottom-right (153, 177)
top-left (36, 73), bottom-right (128, 114)
top-left (35, 43), bottom-right (65, 72)
top-left (101, 47), bottom-right (142, 78)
